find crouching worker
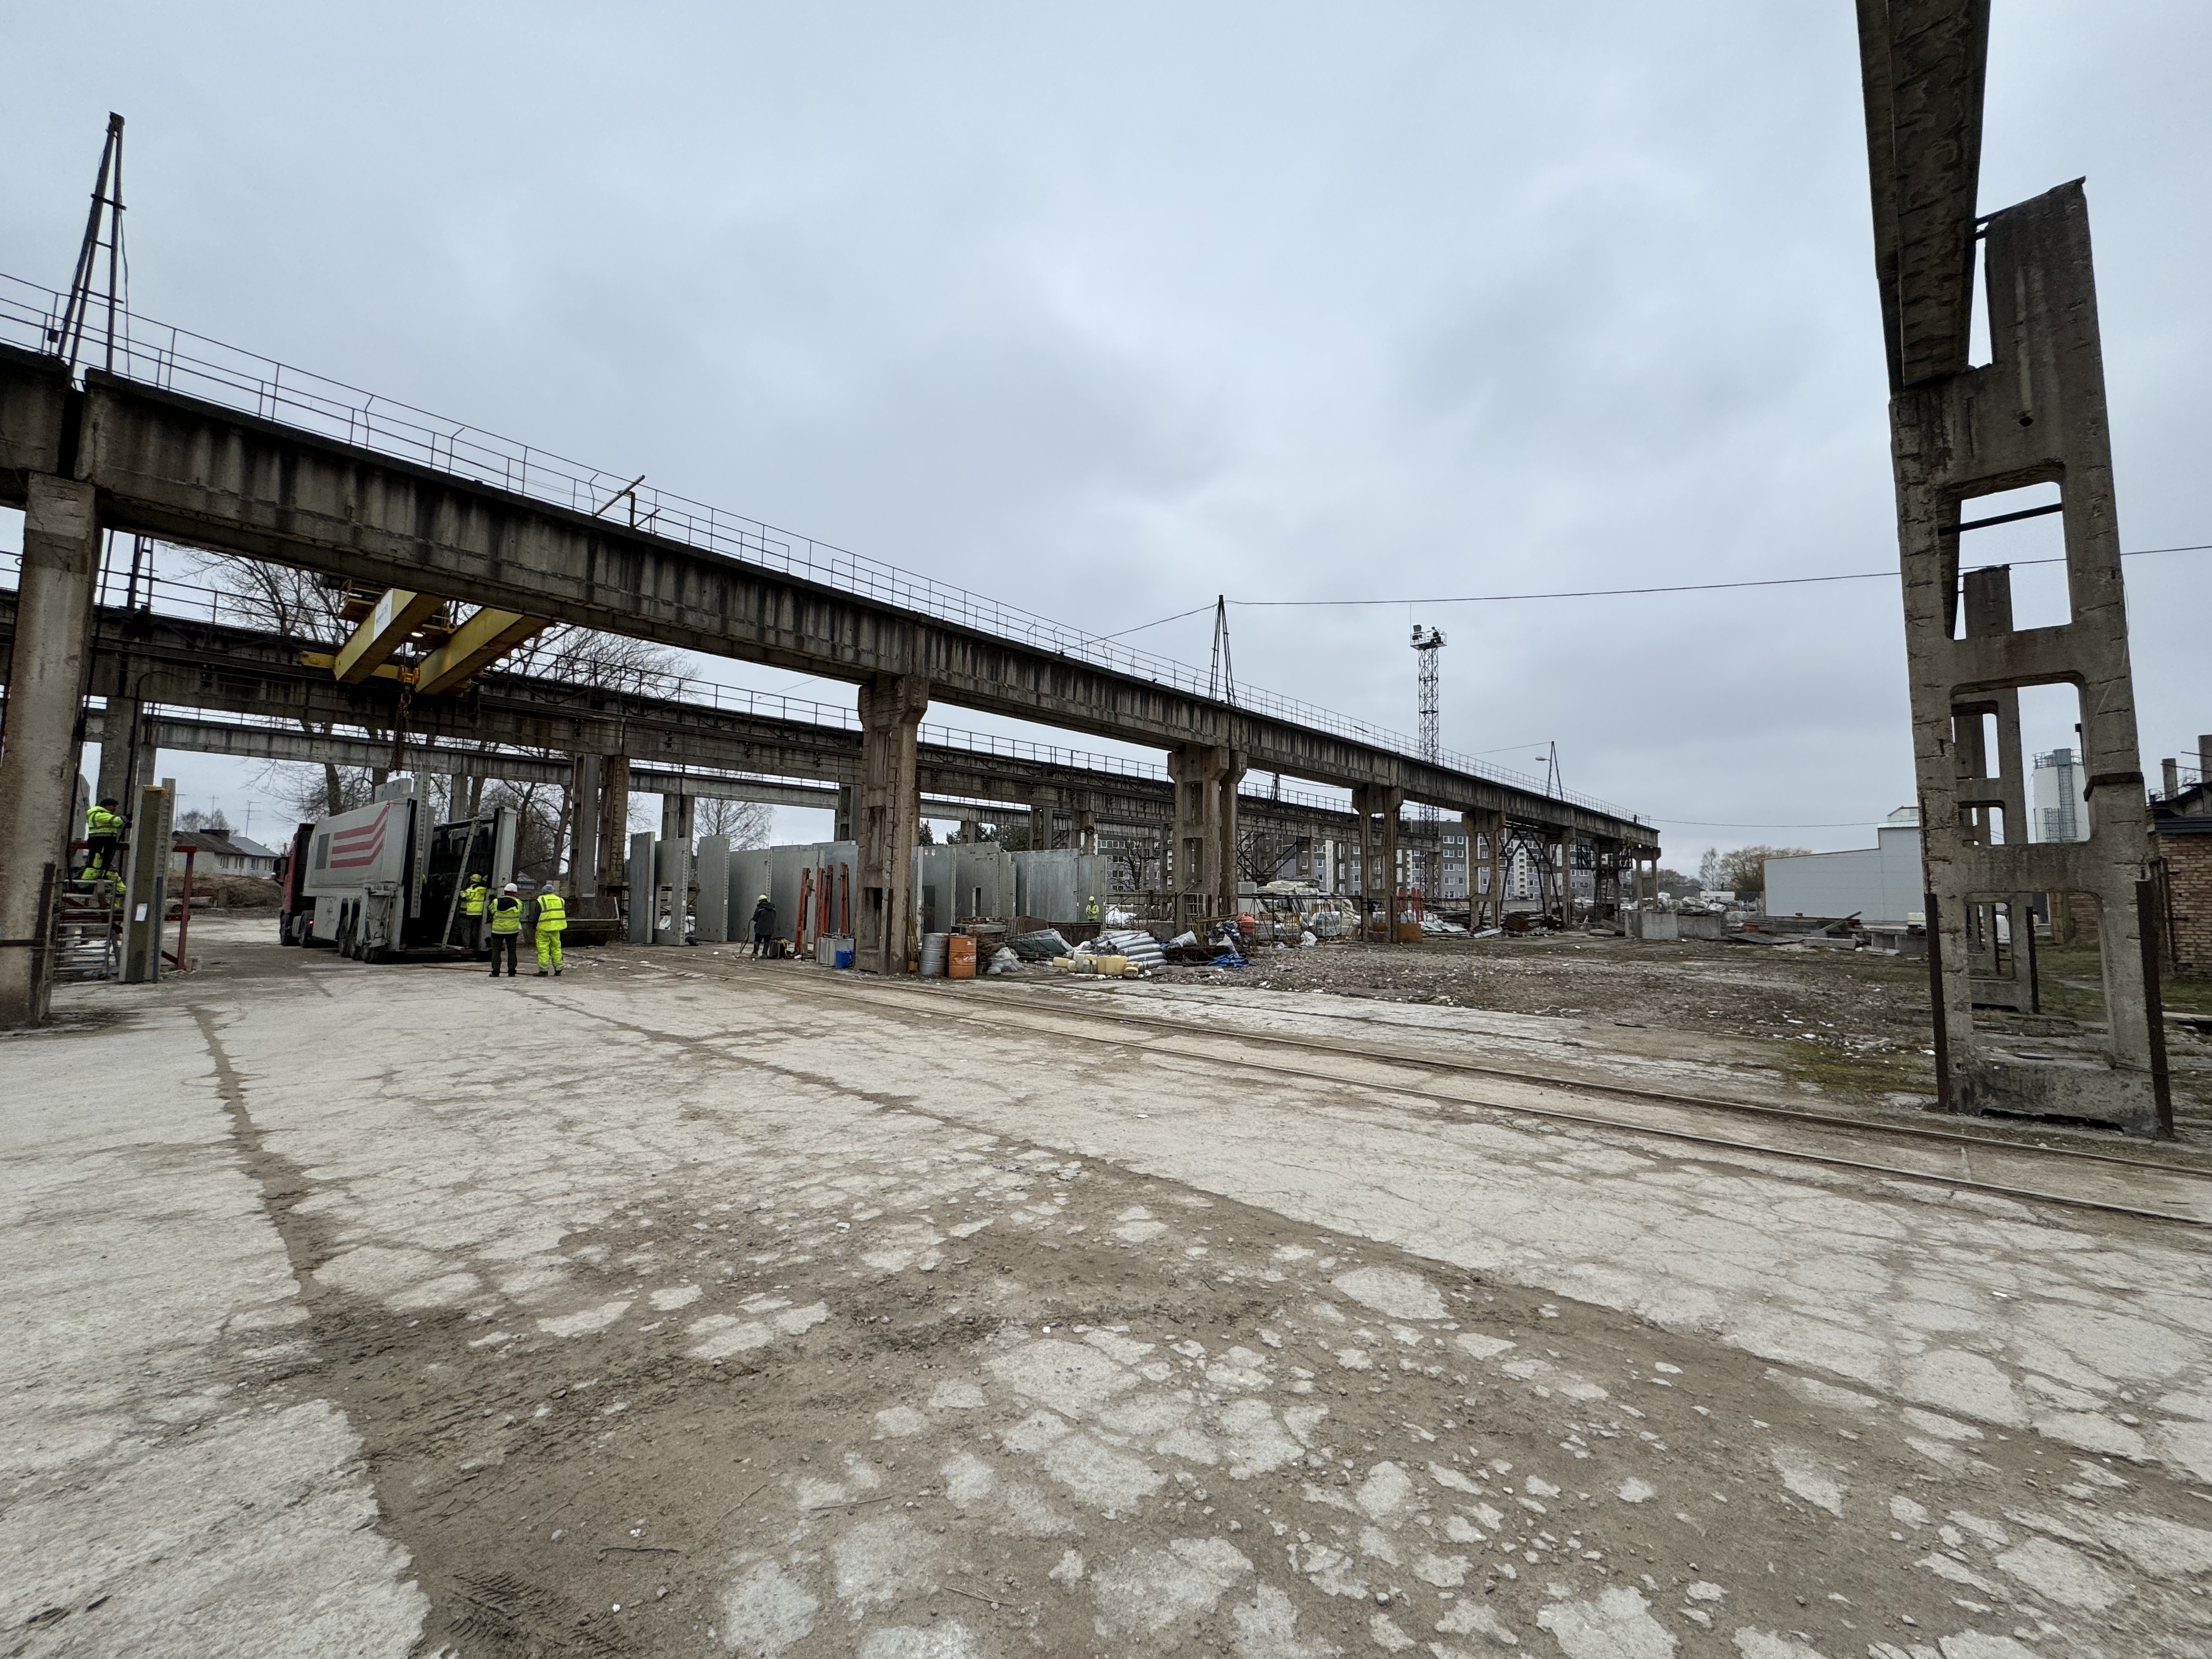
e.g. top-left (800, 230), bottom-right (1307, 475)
top-left (534, 884), bottom-right (567, 977)
top-left (488, 882), bottom-right (523, 977)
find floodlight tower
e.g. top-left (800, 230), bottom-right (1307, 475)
top-left (1412, 625), bottom-right (1444, 893)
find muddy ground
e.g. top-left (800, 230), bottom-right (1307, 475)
top-left (1149, 935), bottom-right (2212, 1122)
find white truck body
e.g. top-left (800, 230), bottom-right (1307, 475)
top-left (296, 778), bottom-right (516, 961)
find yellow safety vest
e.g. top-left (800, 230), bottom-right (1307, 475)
top-left (489, 895), bottom-right (523, 935)
top-left (87, 805), bottom-right (123, 836)
top-left (461, 881), bottom-right (488, 916)
top-left (1084, 896), bottom-right (1100, 921)
top-left (534, 892), bottom-right (567, 932)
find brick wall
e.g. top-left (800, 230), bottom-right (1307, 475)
top-left (2164, 832), bottom-right (2212, 974)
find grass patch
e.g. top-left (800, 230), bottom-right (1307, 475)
top-left (2034, 944), bottom-right (2212, 1018)
top-left (1757, 1038), bottom-right (1934, 1105)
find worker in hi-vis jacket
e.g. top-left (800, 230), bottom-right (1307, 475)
top-left (488, 883), bottom-right (524, 978)
top-left (533, 886), bottom-right (567, 977)
top-left (84, 798), bottom-right (125, 879)
top-left (459, 872), bottom-right (489, 951)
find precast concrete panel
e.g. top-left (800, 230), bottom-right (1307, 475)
top-left (731, 849), bottom-right (772, 939)
top-left (913, 845), bottom-right (957, 938)
top-left (625, 833), bottom-right (653, 944)
top-left (769, 845), bottom-right (810, 944)
top-left (694, 836), bottom-right (731, 942)
top-left (1013, 849), bottom-right (1111, 926)
top-left (951, 846), bottom-right (1015, 922)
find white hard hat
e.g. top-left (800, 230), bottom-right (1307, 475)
top-left (504, 882), bottom-right (519, 893)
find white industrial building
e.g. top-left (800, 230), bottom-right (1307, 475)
top-left (1763, 808), bottom-right (1925, 926)
top-left (2033, 747), bottom-right (2087, 844)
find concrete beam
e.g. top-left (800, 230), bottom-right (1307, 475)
top-left (4, 597), bottom-right (1428, 848)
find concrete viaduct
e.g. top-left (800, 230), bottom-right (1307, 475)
top-left (0, 591), bottom-right (1430, 868)
top-left (0, 337), bottom-right (1655, 1008)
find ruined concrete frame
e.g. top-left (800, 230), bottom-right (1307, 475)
top-left (1860, 0), bottom-right (2166, 1133)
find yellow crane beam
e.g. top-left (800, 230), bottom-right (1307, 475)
top-left (412, 608), bottom-right (550, 697)
top-left (331, 588), bottom-right (443, 683)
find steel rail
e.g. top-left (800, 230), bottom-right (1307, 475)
top-left (751, 974), bottom-right (2210, 1227)
top-left (999, 984), bottom-right (2212, 1180)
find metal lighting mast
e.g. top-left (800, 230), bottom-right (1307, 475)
top-left (1412, 625), bottom-right (1444, 893)
top-left (54, 113), bottom-right (128, 374)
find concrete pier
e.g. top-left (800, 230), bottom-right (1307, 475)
top-left (0, 476), bottom-right (101, 1025)
top-left (855, 674), bottom-right (928, 974)
top-left (1168, 742), bottom-right (1244, 928)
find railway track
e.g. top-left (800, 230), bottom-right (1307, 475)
top-left (758, 969), bottom-right (2212, 1228)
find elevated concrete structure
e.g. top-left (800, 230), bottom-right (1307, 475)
top-left (0, 345), bottom-right (1650, 847)
top-left (0, 324), bottom-right (1652, 998)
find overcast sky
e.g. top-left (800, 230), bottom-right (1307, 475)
top-left (4, 2), bottom-right (2208, 861)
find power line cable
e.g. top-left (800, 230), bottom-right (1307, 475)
top-left (1215, 541), bottom-right (2212, 611)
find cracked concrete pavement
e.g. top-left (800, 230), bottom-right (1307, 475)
top-left (4, 917), bottom-right (2210, 1657)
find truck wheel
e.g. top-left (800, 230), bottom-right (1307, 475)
top-left (279, 911), bottom-right (301, 946)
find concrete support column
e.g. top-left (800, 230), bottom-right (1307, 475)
top-left (659, 792), bottom-right (695, 848)
top-left (1167, 743), bottom-right (1245, 928)
top-left (1074, 806), bottom-right (1098, 856)
top-left (568, 754), bottom-right (601, 896)
top-left (0, 477), bottom-right (102, 1026)
top-left (1465, 810), bottom-right (1504, 927)
top-left (855, 673), bottom-right (929, 975)
top-left (655, 793), bottom-right (694, 946)
top-left (1353, 785), bottom-right (1403, 942)
top-left (597, 755), bottom-right (631, 895)
top-left (834, 783), bottom-right (856, 843)
top-left (1591, 837), bottom-right (1621, 923)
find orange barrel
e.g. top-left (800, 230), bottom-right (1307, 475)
top-left (947, 934), bottom-right (978, 980)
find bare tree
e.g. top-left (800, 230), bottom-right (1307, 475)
top-left (1709, 844), bottom-right (1813, 899)
top-left (693, 797), bottom-right (774, 848)
top-left (183, 548), bottom-right (689, 862)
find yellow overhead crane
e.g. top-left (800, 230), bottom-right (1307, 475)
top-left (307, 584), bottom-right (550, 696)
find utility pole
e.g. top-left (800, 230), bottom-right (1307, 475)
top-left (1207, 597), bottom-right (1235, 706)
